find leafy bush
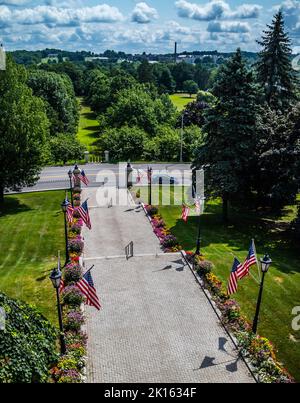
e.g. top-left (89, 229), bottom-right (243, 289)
top-left (68, 238), bottom-right (84, 254)
top-left (146, 206), bottom-right (158, 217)
top-left (69, 223), bottom-right (82, 236)
top-left (162, 235), bottom-right (178, 248)
top-left (57, 370), bottom-right (82, 383)
top-left (65, 331), bottom-right (88, 349)
top-left (196, 259), bottom-right (214, 276)
top-left (98, 126), bottom-right (147, 162)
top-left (63, 311), bottom-right (84, 332)
top-left (0, 292), bottom-right (58, 383)
top-left (143, 126), bottom-right (180, 162)
top-left (49, 134), bottom-right (84, 165)
top-left (64, 264), bottom-right (83, 284)
top-left (61, 286), bottom-right (85, 307)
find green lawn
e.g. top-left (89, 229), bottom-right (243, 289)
top-left (77, 97), bottom-right (100, 153)
top-left (0, 191), bottom-right (66, 325)
top-left (136, 186), bottom-right (300, 381)
top-left (170, 93), bottom-right (197, 111)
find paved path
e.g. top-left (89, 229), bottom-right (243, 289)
top-left (83, 189), bottom-right (254, 383)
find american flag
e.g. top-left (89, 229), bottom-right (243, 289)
top-left (237, 240), bottom-right (257, 280)
top-left (79, 170), bottom-right (90, 186)
top-left (181, 205), bottom-right (190, 223)
top-left (76, 271), bottom-right (101, 311)
top-left (57, 253), bottom-right (65, 293)
top-left (228, 258), bottom-right (242, 295)
top-left (77, 200), bottom-right (92, 230)
top-left (59, 279), bottom-right (65, 294)
top-left (67, 204), bottom-right (74, 223)
top-left (195, 198), bottom-right (201, 215)
top-left (136, 170), bottom-right (142, 184)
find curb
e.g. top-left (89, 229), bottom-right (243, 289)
top-left (180, 250), bottom-right (259, 384)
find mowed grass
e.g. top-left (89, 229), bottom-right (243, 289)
top-left (170, 93), bottom-right (197, 111)
top-left (0, 191), bottom-right (66, 325)
top-left (77, 97), bottom-right (100, 153)
top-left (135, 186), bottom-right (300, 381)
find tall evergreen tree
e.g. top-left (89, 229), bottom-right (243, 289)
top-left (193, 49), bottom-right (261, 222)
top-left (0, 57), bottom-right (49, 202)
top-left (254, 106), bottom-right (299, 210)
top-left (256, 11), bottom-right (297, 110)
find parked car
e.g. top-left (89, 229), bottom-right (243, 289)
top-left (152, 175), bottom-right (179, 185)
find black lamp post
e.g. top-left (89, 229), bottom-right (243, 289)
top-left (61, 198), bottom-right (70, 265)
top-left (195, 197), bottom-right (205, 257)
top-left (252, 254), bottom-right (272, 334)
top-left (50, 266), bottom-right (66, 355)
top-left (68, 169), bottom-right (74, 207)
top-left (148, 166), bottom-right (153, 206)
top-left (127, 162), bottom-right (133, 189)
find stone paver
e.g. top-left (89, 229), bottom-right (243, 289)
top-left (83, 188), bottom-right (254, 383)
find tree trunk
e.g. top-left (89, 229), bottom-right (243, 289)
top-left (222, 194), bottom-right (229, 223)
top-left (0, 186), bottom-right (4, 204)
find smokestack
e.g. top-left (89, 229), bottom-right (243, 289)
top-left (174, 42), bottom-right (177, 64)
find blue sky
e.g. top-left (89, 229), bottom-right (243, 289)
top-left (0, 0), bottom-right (299, 53)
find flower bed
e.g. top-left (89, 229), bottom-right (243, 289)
top-left (149, 208), bottom-right (295, 383)
top-left (50, 181), bottom-right (88, 383)
top-left (144, 204), bottom-right (181, 252)
top-left (189, 254), bottom-right (295, 383)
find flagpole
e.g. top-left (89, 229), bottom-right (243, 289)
top-left (83, 265), bottom-right (95, 277)
top-left (252, 239), bottom-right (261, 281)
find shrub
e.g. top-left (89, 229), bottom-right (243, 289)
top-left (68, 238), bottom-right (84, 254)
top-left (61, 286), bottom-right (85, 307)
top-left (65, 331), bottom-right (88, 348)
top-left (64, 311), bottom-right (84, 332)
top-left (73, 193), bottom-right (81, 201)
top-left (0, 292), bottom-right (58, 383)
top-left (64, 264), bottom-right (83, 285)
top-left (69, 223), bottom-right (82, 236)
top-left (57, 370), bottom-right (82, 383)
top-left (152, 217), bottom-right (165, 228)
top-left (196, 259), bottom-right (214, 276)
top-left (136, 189), bottom-right (141, 199)
top-left (146, 206), bottom-right (158, 217)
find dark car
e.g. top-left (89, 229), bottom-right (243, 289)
top-left (152, 175), bottom-right (179, 185)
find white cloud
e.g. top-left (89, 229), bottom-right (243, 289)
top-left (0, 0), bottom-right (31, 5)
top-left (0, 4), bottom-right (124, 28)
top-left (175, 0), bottom-right (262, 21)
top-left (131, 2), bottom-right (159, 24)
top-left (278, 0), bottom-right (300, 30)
top-left (207, 21), bottom-right (251, 33)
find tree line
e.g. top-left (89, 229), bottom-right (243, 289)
top-left (192, 12), bottom-right (300, 227)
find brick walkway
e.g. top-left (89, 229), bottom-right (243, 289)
top-left (83, 189), bottom-right (254, 383)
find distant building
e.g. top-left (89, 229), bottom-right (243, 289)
top-left (176, 55), bottom-right (197, 64)
top-left (84, 56), bottom-right (109, 62)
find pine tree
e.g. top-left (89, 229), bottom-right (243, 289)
top-left (256, 11), bottom-right (297, 111)
top-left (193, 49), bottom-right (261, 222)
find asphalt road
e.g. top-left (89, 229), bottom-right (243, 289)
top-left (7, 163), bottom-right (193, 194)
